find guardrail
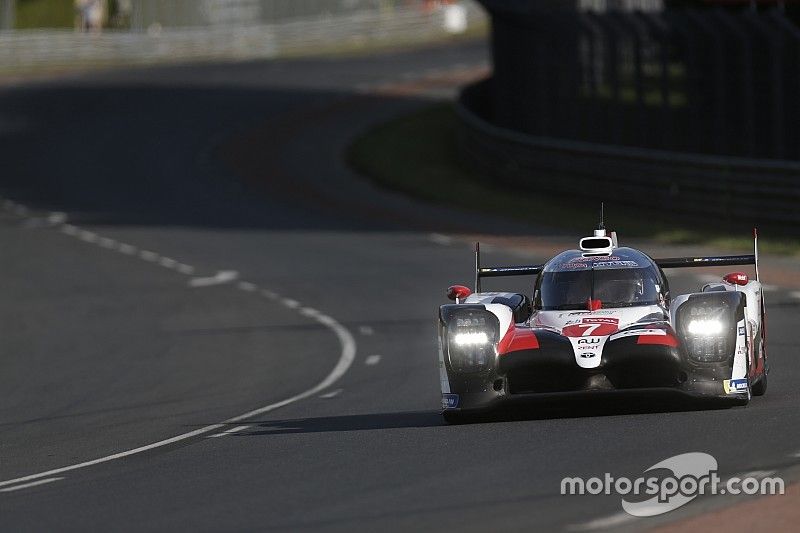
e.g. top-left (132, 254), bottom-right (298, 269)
top-left (457, 79), bottom-right (800, 225)
top-left (0, 2), bottom-right (486, 69)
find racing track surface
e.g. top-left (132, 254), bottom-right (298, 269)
top-left (1, 42), bottom-right (799, 531)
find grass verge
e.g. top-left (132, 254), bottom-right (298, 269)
top-left (347, 103), bottom-right (800, 256)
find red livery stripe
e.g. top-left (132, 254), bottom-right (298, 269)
top-left (637, 334), bottom-right (679, 347)
top-left (498, 325), bottom-right (539, 354)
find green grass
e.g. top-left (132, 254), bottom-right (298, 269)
top-left (15, 0), bottom-right (74, 29)
top-left (347, 103), bottom-right (800, 256)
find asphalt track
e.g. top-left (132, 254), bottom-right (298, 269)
top-left (1, 41), bottom-right (799, 531)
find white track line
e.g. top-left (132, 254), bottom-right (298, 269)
top-left (237, 281), bottom-right (257, 292)
top-left (299, 307), bottom-right (320, 318)
top-left (60, 224), bottom-right (79, 236)
top-left (429, 233), bottom-right (453, 246)
top-left (0, 301), bottom-right (356, 489)
top-left (207, 425), bottom-right (250, 438)
top-left (47, 212), bottom-right (67, 224)
top-left (0, 477), bottom-right (64, 493)
top-left (319, 389), bottom-right (343, 399)
top-left (176, 264), bottom-right (195, 275)
top-left (0, 198), bottom-right (357, 490)
top-left (791, 291), bottom-right (800, 300)
top-left (139, 250), bottom-right (159, 262)
top-left (358, 325), bottom-right (374, 336)
top-left (188, 270), bottom-right (238, 288)
top-left (98, 237), bottom-right (117, 249)
top-left (365, 354), bottom-right (382, 366)
top-left (282, 298), bottom-right (300, 309)
top-left (567, 512), bottom-right (637, 531)
top-left (158, 257), bottom-right (178, 268)
top-left (117, 243), bottom-right (137, 255)
top-left (78, 230), bottom-right (98, 243)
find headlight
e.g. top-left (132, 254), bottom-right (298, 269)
top-left (446, 310), bottom-right (498, 373)
top-left (453, 331), bottom-right (490, 345)
top-left (677, 303), bottom-right (733, 363)
top-left (686, 319), bottom-right (724, 336)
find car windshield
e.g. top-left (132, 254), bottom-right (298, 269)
top-left (536, 267), bottom-right (661, 310)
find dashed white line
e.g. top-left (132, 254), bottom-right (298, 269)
top-left (429, 233), bottom-right (453, 246)
top-left (207, 425), bottom-right (250, 438)
top-left (61, 224), bottom-right (79, 236)
top-left (47, 212), bottom-right (67, 224)
top-left (139, 250), bottom-right (159, 262)
top-left (358, 325), bottom-right (374, 336)
top-left (188, 270), bottom-right (239, 288)
top-left (319, 389), bottom-right (343, 399)
top-left (237, 281), bottom-right (257, 292)
top-left (300, 307), bottom-right (320, 318)
top-left (78, 230), bottom-right (98, 243)
top-left (365, 354), bottom-right (382, 366)
top-left (0, 477), bottom-right (64, 493)
top-left (98, 237), bottom-right (117, 249)
top-left (261, 289), bottom-right (278, 300)
top-left (789, 450), bottom-right (800, 458)
top-left (0, 284), bottom-right (357, 490)
top-left (176, 264), bottom-right (195, 275)
top-left (0, 196), bottom-right (358, 490)
top-left (282, 298), bottom-right (300, 309)
top-left (117, 243), bottom-right (137, 255)
top-left (790, 291), bottom-right (800, 300)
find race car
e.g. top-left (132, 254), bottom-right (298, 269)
top-left (437, 227), bottom-right (768, 422)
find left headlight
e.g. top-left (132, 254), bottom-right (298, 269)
top-left (677, 304), bottom-right (733, 363)
top-left (446, 310), bottom-right (499, 373)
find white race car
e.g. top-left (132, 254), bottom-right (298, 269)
top-left (438, 227), bottom-right (768, 422)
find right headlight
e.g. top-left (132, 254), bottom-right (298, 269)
top-left (446, 310), bottom-right (499, 373)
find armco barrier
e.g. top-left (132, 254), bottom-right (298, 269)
top-left (457, 79), bottom-right (800, 225)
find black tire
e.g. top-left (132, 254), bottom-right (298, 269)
top-left (751, 372), bottom-right (768, 396)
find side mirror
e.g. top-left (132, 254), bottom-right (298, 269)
top-left (723, 272), bottom-right (749, 286)
top-left (513, 295), bottom-right (533, 323)
top-left (447, 285), bottom-right (472, 303)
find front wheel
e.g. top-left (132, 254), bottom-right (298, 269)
top-left (751, 372), bottom-right (768, 396)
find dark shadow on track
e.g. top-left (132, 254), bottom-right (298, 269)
top-left (225, 398), bottom-right (739, 436)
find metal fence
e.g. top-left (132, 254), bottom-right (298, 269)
top-left (459, 79), bottom-right (800, 225)
top-left (478, 3), bottom-right (800, 161)
top-left (0, 1), bottom-right (486, 69)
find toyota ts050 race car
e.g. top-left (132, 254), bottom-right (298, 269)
top-left (437, 227), bottom-right (768, 422)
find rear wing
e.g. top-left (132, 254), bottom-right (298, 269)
top-left (654, 228), bottom-right (760, 282)
top-left (472, 229), bottom-right (760, 292)
top-left (474, 243), bottom-right (543, 292)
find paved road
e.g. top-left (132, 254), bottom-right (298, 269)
top-left (0, 42), bottom-right (798, 531)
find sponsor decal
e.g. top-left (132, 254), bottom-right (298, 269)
top-left (582, 317), bottom-right (619, 325)
top-left (723, 379), bottom-right (748, 394)
top-left (561, 452), bottom-right (784, 518)
top-left (580, 352), bottom-right (596, 358)
top-left (738, 326), bottom-right (746, 335)
top-left (577, 338), bottom-right (601, 344)
top-left (441, 394), bottom-right (460, 409)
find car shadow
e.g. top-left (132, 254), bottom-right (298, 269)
top-left (223, 398), bottom-right (736, 436)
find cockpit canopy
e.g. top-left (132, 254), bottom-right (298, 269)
top-left (534, 248), bottom-right (666, 310)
